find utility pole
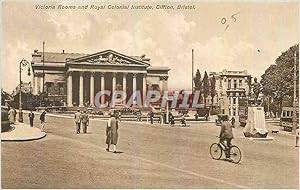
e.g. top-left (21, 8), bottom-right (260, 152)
top-left (292, 50), bottom-right (298, 134)
top-left (192, 49), bottom-right (194, 92)
top-left (42, 41), bottom-right (45, 93)
top-left (19, 59), bottom-right (23, 122)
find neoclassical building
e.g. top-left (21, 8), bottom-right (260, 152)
top-left (31, 49), bottom-right (170, 108)
top-left (210, 70), bottom-right (252, 117)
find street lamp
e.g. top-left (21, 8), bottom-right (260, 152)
top-left (18, 58), bottom-right (31, 123)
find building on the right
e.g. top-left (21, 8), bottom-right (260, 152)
top-left (210, 69), bottom-right (252, 118)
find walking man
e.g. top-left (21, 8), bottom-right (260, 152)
top-left (80, 110), bottom-right (89, 133)
top-left (149, 111), bottom-right (154, 124)
top-left (106, 113), bottom-right (119, 153)
top-left (230, 116), bottom-right (236, 128)
top-left (169, 112), bottom-right (175, 127)
top-left (28, 110), bottom-right (35, 127)
top-left (74, 109), bottom-right (81, 134)
top-left (8, 107), bottom-right (15, 124)
top-left (40, 111), bottom-right (46, 132)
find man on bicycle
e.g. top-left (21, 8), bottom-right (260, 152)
top-left (219, 116), bottom-right (234, 160)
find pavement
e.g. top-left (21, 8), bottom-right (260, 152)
top-left (1, 115), bottom-right (298, 189)
top-left (1, 122), bottom-right (46, 141)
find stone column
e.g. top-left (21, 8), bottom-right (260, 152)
top-left (123, 73), bottom-right (127, 105)
top-left (132, 73), bottom-right (137, 93)
top-left (67, 71), bottom-right (73, 107)
top-left (142, 74), bottom-right (147, 102)
top-left (100, 72), bottom-right (105, 105)
top-left (123, 73), bottom-right (127, 93)
top-left (230, 96), bottom-right (233, 117)
top-left (79, 72), bottom-right (84, 107)
top-left (112, 72), bottom-right (116, 93)
top-left (163, 76), bottom-right (168, 91)
top-left (90, 72), bottom-right (95, 107)
top-left (159, 76), bottom-right (164, 94)
top-left (39, 76), bottom-right (43, 93)
top-left (34, 75), bottom-right (38, 95)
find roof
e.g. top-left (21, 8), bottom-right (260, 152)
top-left (147, 66), bottom-right (170, 71)
top-left (32, 51), bottom-right (87, 63)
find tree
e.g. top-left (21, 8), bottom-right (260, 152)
top-left (202, 71), bottom-right (209, 108)
top-left (193, 69), bottom-right (201, 91)
top-left (210, 75), bottom-right (216, 110)
top-left (260, 44), bottom-right (299, 108)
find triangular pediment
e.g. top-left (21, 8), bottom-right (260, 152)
top-left (67, 49), bottom-right (150, 66)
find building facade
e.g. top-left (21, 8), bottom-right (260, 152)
top-left (31, 49), bottom-right (170, 108)
top-left (210, 70), bottom-right (252, 117)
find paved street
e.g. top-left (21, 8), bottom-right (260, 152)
top-left (1, 116), bottom-right (299, 189)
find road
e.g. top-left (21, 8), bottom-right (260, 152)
top-left (1, 115), bottom-right (299, 189)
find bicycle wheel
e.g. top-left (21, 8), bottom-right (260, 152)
top-left (210, 143), bottom-right (223, 160)
top-left (229, 145), bottom-right (242, 164)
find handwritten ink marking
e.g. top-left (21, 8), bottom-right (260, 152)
top-left (221, 12), bottom-right (240, 31)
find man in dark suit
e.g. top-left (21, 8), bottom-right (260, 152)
top-left (219, 116), bottom-right (234, 160)
top-left (28, 110), bottom-right (35, 127)
top-left (80, 110), bottom-right (89, 133)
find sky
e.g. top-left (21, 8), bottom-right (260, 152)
top-left (1, 0), bottom-right (299, 93)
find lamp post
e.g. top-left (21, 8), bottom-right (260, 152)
top-left (18, 59), bottom-right (31, 123)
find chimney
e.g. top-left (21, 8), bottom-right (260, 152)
top-left (62, 50), bottom-right (65, 54)
top-left (34, 49), bottom-right (38, 54)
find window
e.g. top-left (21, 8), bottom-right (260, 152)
top-left (228, 80), bottom-right (231, 89)
top-left (219, 80), bottom-right (222, 88)
top-left (234, 80), bottom-right (237, 89)
top-left (239, 79), bottom-right (242, 87)
top-left (233, 98), bottom-right (236, 104)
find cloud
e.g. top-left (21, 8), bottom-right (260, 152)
top-left (47, 10), bottom-right (91, 41)
top-left (2, 41), bottom-right (32, 92)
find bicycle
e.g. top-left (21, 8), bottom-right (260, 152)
top-left (209, 137), bottom-right (242, 164)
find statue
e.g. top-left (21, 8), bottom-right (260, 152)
top-left (252, 77), bottom-right (261, 105)
top-left (108, 54), bottom-right (114, 63)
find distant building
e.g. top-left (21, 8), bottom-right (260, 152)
top-left (210, 70), bottom-right (252, 118)
top-left (12, 82), bottom-right (32, 96)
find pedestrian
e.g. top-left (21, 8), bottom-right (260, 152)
top-left (40, 111), bottom-right (46, 132)
top-left (13, 108), bottom-right (17, 123)
top-left (106, 113), bottom-right (119, 153)
top-left (118, 110), bottom-right (122, 122)
top-left (149, 111), bottom-right (154, 124)
top-left (74, 109), bottom-right (81, 134)
top-left (80, 110), bottom-right (89, 133)
top-left (230, 116), bottom-right (236, 128)
top-left (28, 110), bottom-right (35, 127)
top-left (137, 111), bottom-right (142, 122)
top-left (180, 114), bottom-right (187, 127)
top-left (169, 112), bottom-right (175, 127)
top-left (8, 107), bottom-right (15, 124)
top-left (296, 127), bottom-right (299, 147)
top-left (205, 113), bottom-right (209, 121)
